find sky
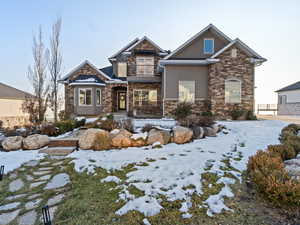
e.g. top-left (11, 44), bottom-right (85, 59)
top-left (0, 0), bottom-right (299, 104)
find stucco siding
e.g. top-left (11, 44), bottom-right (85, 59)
top-left (0, 99), bottom-right (26, 117)
top-left (164, 65), bottom-right (208, 99)
top-left (171, 29), bottom-right (229, 59)
top-left (278, 90), bottom-right (300, 103)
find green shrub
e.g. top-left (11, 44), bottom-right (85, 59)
top-left (41, 124), bottom-right (59, 136)
top-left (99, 119), bottom-right (120, 131)
top-left (55, 120), bottom-right (76, 134)
top-left (173, 102), bottom-right (192, 121)
top-left (229, 107), bottom-right (246, 120)
top-left (246, 111), bottom-right (257, 120)
top-left (75, 118), bottom-right (86, 128)
top-left (267, 144), bottom-right (296, 161)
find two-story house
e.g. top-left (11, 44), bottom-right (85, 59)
top-left (60, 24), bottom-right (266, 118)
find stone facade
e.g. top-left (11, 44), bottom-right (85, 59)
top-left (208, 46), bottom-right (255, 117)
top-left (103, 83), bottom-right (127, 113)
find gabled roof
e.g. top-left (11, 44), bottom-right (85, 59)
top-left (60, 60), bottom-right (112, 82)
top-left (126, 36), bottom-right (166, 52)
top-left (99, 66), bottom-right (127, 81)
top-left (108, 38), bottom-right (139, 60)
top-left (164, 24), bottom-right (232, 60)
top-left (276, 81), bottom-right (300, 92)
top-left (0, 82), bottom-right (33, 100)
top-left (210, 38), bottom-right (266, 61)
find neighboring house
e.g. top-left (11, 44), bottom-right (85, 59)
top-left (0, 82), bottom-right (32, 127)
top-left (276, 81), bottom-right (300, 116)
top-left (60, 24), bottom-right (266, 118)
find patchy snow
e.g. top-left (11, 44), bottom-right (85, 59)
top-left (151, 141), bottom-right (162, 148)
top-left (75, 78), bottom-right (97, 82)
top-left (68, 120), bottom-right (286, 217)
top-left (110, 129), bottom-right (120, 135)
top-left (133, 118), bottom-right (176, 130)
top-left (142, 218), bottom-right (152, 225)
top-left (0, 150), bottom-right (45, 174)
top-left (101, 176), bottom-right (121, 184)
top-left (131, 132), bottom-right (148, 140)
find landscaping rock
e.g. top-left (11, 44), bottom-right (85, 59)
top-left (18, 210), bottom-right (37, 225)
top-left (44, 173), bottom-right (70, 190)
top-left (26, 175), bottom-right (34, 181)
top-left (79, 128), bottom-right (111, 150)
top-left (23, 134), bottom-right (50, 150)
top-left (30, 181), bottom-right (45, 188)
top-left (47, 193), bottom-right (65, 206)
top-left (173, 126), bottom-right (193, 144)
top-left (33, 171), bottom-right (51, 176)
top-left (147, 129), bottom-right (170, 145)
top-left (39, 147), bottom-right (75, 156)
top-left (131, 132), bottom-right (147, 147)
top-left (191, 126), bottom-right (205, 139)
top-left (2, 136), bottom-right (23, 151)
top-left (203, 127), bottom-right (217, 137)
top-left (9, 178), bottom-right (24, 192)
top-left (27, 194), bottom-right (41, 200)
top-left (0, 202), bottom-right (20, 211)
top-left (5, 194), bottom-right (26, 201)
top-left (24, 160), bottom-right (39, 167)
top-left (110, 129), bottom-right (132, 148)
top-left (25, 198), bottom-right (42, 210)
top-left (38, 174), bottom-right (51, 181)
top-left (0, 209), bottom-right (20, 225)
top-left (210, 124), bottom-right (220, 133)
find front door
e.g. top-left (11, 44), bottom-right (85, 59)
top-left (118, 92), bottom-right (126, 110)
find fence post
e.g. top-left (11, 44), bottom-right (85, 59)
top-left (42, 205), bottom-right (52, 225)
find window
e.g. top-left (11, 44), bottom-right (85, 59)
top-left (204, 39), bottom-right (214, 54)
top-left (231, 48), bottom-right (237, 58)
top-left (225, 79), bottom-right (241, 103)
top-left (278, 95), bottom-right (287, 104)
top-left (118, 62), bottom-right (127, 77)
top-left (179, 81), bottom-right (195, 103)
top-left (79, 88), bottom-right (92, 106)
top-left (96, 89), bottom-right (101, 105)
top-left (134, 89), bottom-right (157, 106)
top-left (136, 56), bottom-right (154, 76)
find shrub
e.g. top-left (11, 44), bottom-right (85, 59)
top-left (120, 119), bottom-right (134, 133)
top-left (41, 124), bottom-right (59, 136)
top-left (179, 114), bottom-right (215, 128)
top-left (173, 102), bottom-right (192, 121)
top-left (106, 113), bottom-right (114, 120)
top-left (246, 111), bottom-right (257, 120)
top-left (284, 135), bottom-right (300, 155)
top-left (75, 118), bottom-right (86, 128)
top-left (58, 110), bottom-right (67, 121)
top-left (0, 120), bottom-right (3, 129)
top-left (55, 120), bottom-right (76, 134)
top-left (201, 111), bottom-right (214, 117)
top-left (267, 144), bottom-right (296, 161)
top-left (229, 107), bottom-right (246, 120)
top-left (141, 124), bottom-right (155, 133)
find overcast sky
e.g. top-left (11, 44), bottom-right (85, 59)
top-left (1, 0), bottom-right (299, 104)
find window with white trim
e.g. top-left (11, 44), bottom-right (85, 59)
top-left (278, 95), bottom-right (287, 104)
top-left (179, 81), bottom-right (195, 103)
top-left (204, 38), bottom-right (214, 54)
top-left (79, 88), bottom-right (92, 106)
top-left (134, 89), bottom-right (157, 106)
top-left (118, 62), bottom-right (127, 77)
top-left (136, 56), bottom-right (154, 76)
top-left (225, 79), bottom-right (241, 103)
top-left (96, 89), bottom-right (101, 105)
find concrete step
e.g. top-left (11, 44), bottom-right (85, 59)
top-left (48, 139), bottom-right (78, 148)
top-left (39, 147), bottom-right (75, 156)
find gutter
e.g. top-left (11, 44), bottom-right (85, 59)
top-left (159, 59), bottom-right (219, 67)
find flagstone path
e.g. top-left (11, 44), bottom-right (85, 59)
top-left (0, 157), bottom-right (72, 225)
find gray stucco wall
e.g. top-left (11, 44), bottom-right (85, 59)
top-left (164, 65), bottom-right (208, 99)
top-left (278, 103), bottom-right (300, 116)
top-left (171, 29), bottom-right (229, 59)
top-left (73, 85), bottom-right (105, 116)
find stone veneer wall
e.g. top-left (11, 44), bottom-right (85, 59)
top-left (128, 83), bottom-right (162, 117)
top-left (208, 46), bottom-right (255, 118)
top-left (164, 100), bottom-right (207, 117)
top-left (103, 83), bottom-right (128, 113)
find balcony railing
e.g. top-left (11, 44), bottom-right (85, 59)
top-left (133, 100), bottom-right (162, 117)
top-left (127, 65), bottom-right (157, 76)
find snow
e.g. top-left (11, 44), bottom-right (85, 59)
top-left (131, 132), bottom-right (148, 140)
top-left (101, 176), bottom-right (121, 184)
top-left (151, 141), bottom-right (161, 148)
top-left (110, 129), bottom-right (120, 135)
top-left (75, 78), bottom-right (97, 82)
top-left (68, 120), bottom-right (287, 217)
top-left (0, 150), bottom-right (45, 174)
top-left (142, 218), bottom-right (152, 225)
top-left (133, 118), bottom-right (176, 130)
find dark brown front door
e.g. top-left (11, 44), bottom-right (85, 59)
top-left (118, 92), bottom-right (126, 110)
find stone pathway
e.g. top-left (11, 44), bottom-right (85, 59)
top-left (0, 157), bottom-right (71, 225)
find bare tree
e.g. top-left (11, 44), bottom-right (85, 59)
top-left (25, 26), bottom-right (49, 123)
top-left (49, 17), bottom-right (62, 122)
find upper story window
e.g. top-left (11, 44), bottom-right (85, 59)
top-left (136, 56), bottom-right (154, 76)
top-left (225, 79), bottom-right (241, 104)
top-left (203, 38), bottom-right (214, 54)
top-left (179, 80), bottom-right (195, 103)
top-left (118, 62), bottom-right (127, 77)
top-left (79, 88), bottom-right (92, 106)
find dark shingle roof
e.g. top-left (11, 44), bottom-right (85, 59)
top-left (276, 81), bottom-right (300, 92)
top-left (0, 82), bottom-right (33, 100)
top-left (99, 66), bottom-right (127, 81)
top-left (70, 75), bottom-right (105, 84)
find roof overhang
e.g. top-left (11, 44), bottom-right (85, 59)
top-left (159, 59), bottom-right (219, 66)
top-left (68, 82), bottom-right (106, 87)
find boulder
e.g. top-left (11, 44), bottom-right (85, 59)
top-left (2, 136), bottom-right (23, 151)
top-left (131, 132), bottom-right (147, 147)
top-left (23, 134), bottom-right (50, 150)
top-left (147, 129), bottom-right (170, 145)
top-left (172, 126), bottom-right (193, 144)
top-left (110, 129), bottom-right (132, 148)
top-left (79, 128), bottom-right (111, 150)
top-left (210, 124), bottom-right (220, 133)
top-left (203, 127), bottom-right (217, 137)
top-left (191, 126), bottom-right (205, 139)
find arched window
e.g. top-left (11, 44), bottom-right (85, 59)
top-left (225, 79), bottom-right (241, 103)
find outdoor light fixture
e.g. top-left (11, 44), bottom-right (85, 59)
top-left (42, 205), bottom-right (52, 225)
top-left (0, 165), bottom-right (4, 181)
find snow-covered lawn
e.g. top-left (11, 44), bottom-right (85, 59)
top-left (67, 120), bottom-right (287, 218)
